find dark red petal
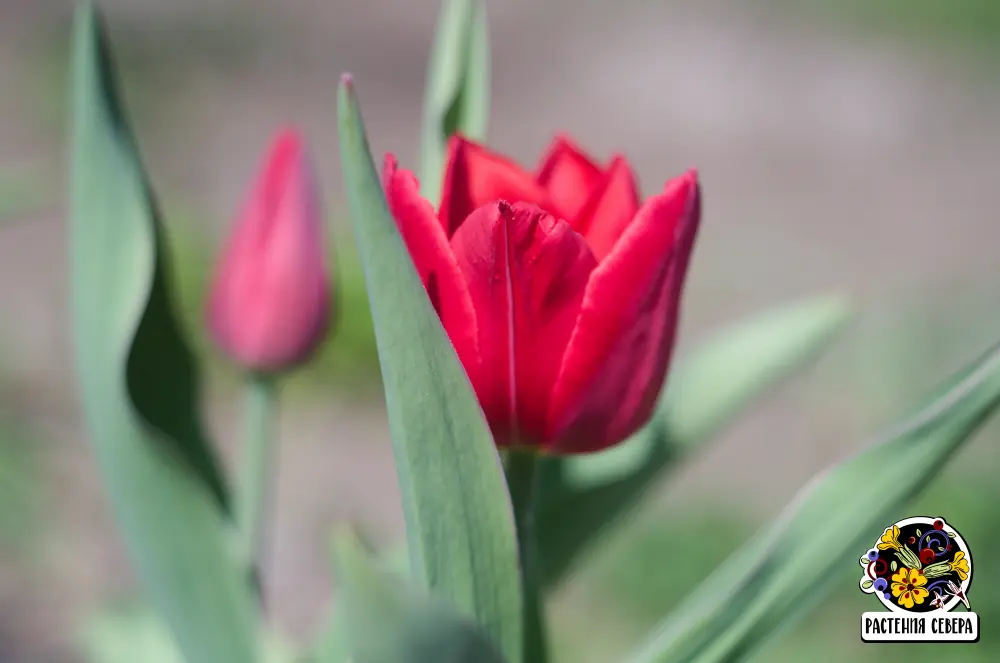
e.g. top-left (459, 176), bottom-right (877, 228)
top-left (546, 171), bottom-right (700, 453)
top-left (450, 202), bottom-right (597, 447)
top-left (574, 156), bottom-right (642, 261)
top-left (438, 135), bottom-right (549, 238)
top-left (535, 134), bottom-right (604, 223)
top-left (383, 154), bottom-right (479, 372)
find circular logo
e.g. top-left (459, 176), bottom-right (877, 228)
top-left (859, 516), bottom-right (973, 613)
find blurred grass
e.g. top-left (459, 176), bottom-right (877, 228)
top-left (0, 176), bottom-right (47, 224)
top-left (565, 281), bottom-right (1000, 662)
top-left (0, 362), bottom-right (43, 556)
top-left (0, 414), bottom-right (40, 553)
top-left (584, 460), bottom-right (999, 663)
top-left (785, 0), bottom-right (1000, 65)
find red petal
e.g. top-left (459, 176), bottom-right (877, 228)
top-left (547, 171), bottom-right (700, 452)
top-left (438, 135), bottom-right (549, 238)
top-left (449, 202), bottom-right (597, 446)
top-left (535, 134), bottom-right (604, 223)
top-left (575, 156), bottom-right (642, 261)
top-left (383, 154), bottom-right (479, 373)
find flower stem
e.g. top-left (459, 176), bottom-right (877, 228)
top-left (237, 374), bottom-right (278, 600)
top-left (504, 449), bottom-right (549, 663)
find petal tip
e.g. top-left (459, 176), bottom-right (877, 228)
top-left (664, 168), bottom-right (701, 202)
top-left (270, 126), bottom-right (306, 154)
top-left (383, 152), bottom-right (399, 174)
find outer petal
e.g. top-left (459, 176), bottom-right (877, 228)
top-left (546, 171), bottom-right (700, 453)
top-left (535, 134), bottom-right (604, 223)
top-left (207, 128), bottom-right (331, 372)
top-left (449, 201), bottom-right (597, 446)
top-left (574, 155), bottom-right (641, 261)
top-left (383, 154), bottom-right (479, 373)
top-left (438, 135), bottom-right (549, 238)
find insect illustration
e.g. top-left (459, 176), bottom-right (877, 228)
top-left (946, 580), bottom-right (971, 611)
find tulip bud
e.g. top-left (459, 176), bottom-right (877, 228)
top-left (206, 128), bottom-right (331, 374)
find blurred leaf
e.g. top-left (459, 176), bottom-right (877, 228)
top-left (331, 529), bottom-right (508, 663)
top-left (310, 544), bottom-right (412, 663)
top-left (627, 340), bottom-right (1000, 663)
top-left (69, 5), bottom-right (254, 663)
top-left (419, 0), bottom-right (490, 205)
top-left (536, 294), bottom-right (853, 587)
top-left (337, 78), bottom-right (522, 661)
top-left (80, 604), bottom-right (295, 663)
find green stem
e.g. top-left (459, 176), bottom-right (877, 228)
top-left (504, 449), bottom-right (549, 663)
top-left (237, 374), bottom-right (278, 595)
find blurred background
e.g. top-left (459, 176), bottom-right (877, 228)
top-left (2, 0), bottom-right (1000, 661)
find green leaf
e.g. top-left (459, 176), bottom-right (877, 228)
top-left (331, 529), bottom-right (508, 663)
top-left (627, 340), bottom-right (1000, 663)
top-left (861, 579), bottom-right (874, 590)
top-left (309, 547), bottom-right (411, 663)
top-left (337, 77), bottom-right (522, 662)
top-left (419, 0), bottom-right (490, 205)
top-left (536, 294), bottom-right (852, 586)
top-left (69, 5), bottom-right (254, 663)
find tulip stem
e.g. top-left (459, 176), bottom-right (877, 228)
top-left (237, 373), bottom-right (278, 603)
top-left (504, 449), bottom-right (549, 663)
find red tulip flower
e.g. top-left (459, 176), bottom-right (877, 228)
top-left (384, 135), bottom-right (700, 453)
top-left (207, 128), bottom-right (331, 374)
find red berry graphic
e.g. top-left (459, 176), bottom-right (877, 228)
top-left (933, 519), bottom-right (944, 530)
top-left (920, 548), bottom-right (936, 565)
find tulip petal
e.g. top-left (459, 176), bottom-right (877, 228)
top-left (575, 155), bottom-right (641, 262)
top-left (438, 135), bottom-right (549, 238)
top-left (450, 202), bottom-right (597, 446)
top-left (535, 134), bottom-right (604, 223)
top-left (383, 155), bottom-right (479, 370)
top-left (207, 129), bottom-right (331, 371)
top-left (547, 171), bottom-right (700, 452)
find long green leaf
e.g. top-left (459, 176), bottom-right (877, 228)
top-left (337, 77), bottom-right (522, 662)
top-left (536, 294), bottom-right (852, 586)
top-left (331, 529), bottom-right (508, 663)
top-left (69, 5), bottom-right (254, 663)
top-left (419, 0), bottom-right (490, 204)
top-left (628, 340), bottom-right (1000, 663)
top-left (308, 296), bottom-right (850, 661)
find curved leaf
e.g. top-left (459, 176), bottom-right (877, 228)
top-left (419, 0), bottom-right (490, 204)
top-left (69, 5), bottom-right (254, 663)
top-left (536, 294), bottom-right (852, 586)
top-left (628, 340), bottom-right (1000, 663)
top-left (337, 77), bottom-right (522, 662)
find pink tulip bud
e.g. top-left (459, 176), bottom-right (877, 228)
top-left (206, 128), bottom-right (331, 374)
